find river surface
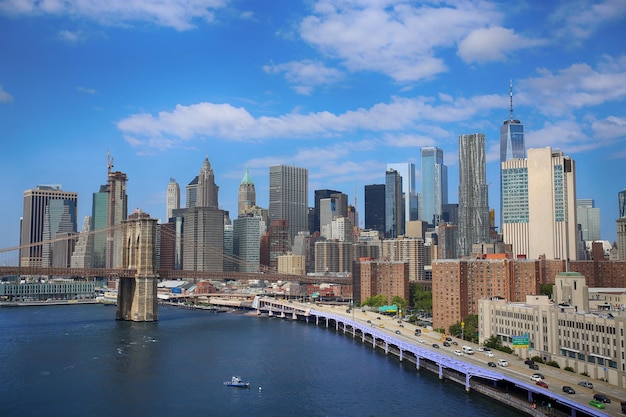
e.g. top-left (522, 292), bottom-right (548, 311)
top-left (0, 305), bottom-right (525, 417)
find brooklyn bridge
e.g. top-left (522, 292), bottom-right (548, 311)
top-left (0, 215), bottom-right (352, 322)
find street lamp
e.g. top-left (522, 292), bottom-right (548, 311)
top-left (461, 321), bottom-right (465, 341)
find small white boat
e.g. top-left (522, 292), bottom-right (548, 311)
top-left (224, 376), bottom-right (250, 388)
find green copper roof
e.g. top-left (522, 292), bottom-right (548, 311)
top-left (241, 166), bottom-right (253, 185)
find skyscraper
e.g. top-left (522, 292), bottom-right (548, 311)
top-left (502, 147), bottom-right (577, 260)
top-left (313, 189), bottom-right (341, 233)
top-left (420, 148), bottom-right (448, 226)
top-left (166, 178), bottom-right (180, 221)
top-left (499, 81), bottom-right (525, 228)
top-left (91, 185), bottom-right (108, 268)
top-left (385, 169), bottom-right (404, 238)
top-left (619, 189), bottom-right (626, 218)
top-left (238, 166), bottom-right (256, 216)
top-left (106, 158), bottom-right (128, 269)
top-left (183, 157), bottom-right (225, 272)
top-left (233, 215), bottom-right (261, 272)
top-left (364, 184), bottom-right (385, 233)
top-left (576, 199), bottom-right (600, 241)
top-left (20, 185), bottom-right (78, 267)
top-left (387, 163), bottom-right (417, 221)
top-left (196, 156), bottom-right (219, 209)
top-left (269, 165), bottom-right (308, 243)
top-left (458, 133), bottom-right (489, 256)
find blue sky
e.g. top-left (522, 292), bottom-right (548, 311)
top-left (1, 0), bottom-right (626, 258)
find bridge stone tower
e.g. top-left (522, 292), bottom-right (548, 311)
top-left (116, 210), bottom-right (159, 322)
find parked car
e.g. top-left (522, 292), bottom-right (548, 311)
top-left (454, 349), bottom-right (463, 356)
top-left (528, 363), bottom-right (539, 370)
top-left (577, 381), bottom-right (593, 389)
top-left (487, 361), bottom-right (497, 367)
top-left (432, 343), bottom-right (440, 348)
top-left (524, 359), bottom-right (535, 365)
top-left (562, 386), bottom-right (575, 394)
top-left (497, 359), bottom-right (508, 367)
top-left (593, 394), bottom-right (611, 404)
top-left (588, 400), bottom-right (606, 409)
top-left (535, 380), bottom-right (549, 388)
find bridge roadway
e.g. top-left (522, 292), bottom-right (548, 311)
top-left (252, 297), bottom-right (620, 417)
top-left (0, 266), bottom-right (352, 285)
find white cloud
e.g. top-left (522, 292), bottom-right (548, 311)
top-left (550, 0), bottom-right (626, 40)
top-left (263, 60), bottom-right (344, 95)
top-left (457, 26), bottom-right (546, 64)
top-left (116, 93), bottom-right (507, 149)
top-left (592, 116), bottom-right (626, 139)
top-left (77, 86), bottom-right (96, 94)
top-left (525, 119), bottom-right (596, 154)
top-left (298, 0), bottom-right (503, 82)
top-left (0, 85), bottom-right (13, 102)
top-left (0, 0), bottom-right (227, 30)
top-left (521, 56), bottom-right (626, 116)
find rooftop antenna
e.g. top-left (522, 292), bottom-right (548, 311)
top-left (509, 79), bottom-right (514, 121)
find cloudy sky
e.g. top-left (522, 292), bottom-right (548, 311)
top-left (1, 0), bottom-right (625, 260)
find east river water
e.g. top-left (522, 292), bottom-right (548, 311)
top-left (0, 304), bottom-right (525, 417)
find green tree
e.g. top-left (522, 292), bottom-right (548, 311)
top-left (409, 283), bottom-right (432, 312)
top-left (362, 294), bottom-right (387, 307)
top-left (449, 315), bottom-right (478, 343)
top-left (540, 283), bottom-right (554, 298)
top-left (391, 296), bottom-right (408, 313)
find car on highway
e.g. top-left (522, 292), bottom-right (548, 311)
top-left (535, 380), bottom-right (549, 388)
top-left (451, 341), bottom-right (458, 345)
top-left (588, 400), bottom-right (606, 409)
top-left (454, 350), bottom-right (463, 356)
top-left (395, 330), bottom-right (401, 334)
top-left (530, 374), bottom-right (542, 382)
top-left (562, 386), bottom-right (575, 394)
top-left (532, 373), bottom-right (544, 379)
top-left (487, 362), bottom-right (497, 367)
top-left (577, 381), bottom-right (593, 389)
top-left (443, 341), bottom-right (451, 347)
top-left (417, 338), bottom-right (425, 343)
top-left (484, 351), bottom-right (494, 357)
top-left (476, 347), bottom-right (484, 352)
top-left (432, 343), bottom-right (440, 348)
top-left (367, 320), bottom-right (371, 323)
top-left (528, 363), bottom-right (539, 370)
top-left (379, 324), bottom-right (384, 328)
top-left (524, 359), bottom-right (535, 365)
top-left (497, 359), bottom-right (508, 367)
top-left (593, 394), bottom-right (611, 404)
top-left (621, 401), bottom-right (626, 413)
top-left (445, 337), bottom-right (452, 342)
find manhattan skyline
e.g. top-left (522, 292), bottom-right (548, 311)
top-left (1, 1), bottom-right (625, 255)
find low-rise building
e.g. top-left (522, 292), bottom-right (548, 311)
top-left (478, 272), bottom-right (626, 388)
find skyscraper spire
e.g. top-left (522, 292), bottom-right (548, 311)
top-left (509, 79), bottom-right (514, 121)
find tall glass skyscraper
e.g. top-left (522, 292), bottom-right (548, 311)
top-left (420, 147), bottom-right (447, 226)
top-left (91, 185), bottom-right (108, 268)
top-left (385, 169), bottom-right (404, 238)
top-left (365, 184), bottom-right (385, 234)
top-left (576, 199), bottom-right (600, 241)
top-left (500, 81), bottom-right (525, 229)
top-left (387, 163), bottom-right (417, 222)
top-left (20, 185), bottom-right (78, 267)
top-left (269, 165), bottom-right (308, 243)
top-left (458, 133), bottom-right (489, 256)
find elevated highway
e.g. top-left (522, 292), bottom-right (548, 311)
top-left (252, 297), bottom-right (619, 417)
